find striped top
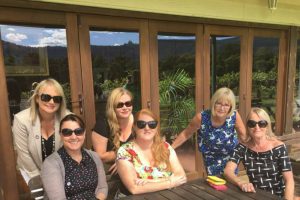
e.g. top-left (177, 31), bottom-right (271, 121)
top-left (229, 143), bottom-right (292, 197)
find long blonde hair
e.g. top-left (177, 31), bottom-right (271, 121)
top-left (106, 87), bottom-right (133, 150)
top-left (134, 109), bottom-right (171, 171)
top-left (29, 78), bottom-right (67, 124)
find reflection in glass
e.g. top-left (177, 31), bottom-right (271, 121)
top-left (252, 37), bottom-right (279, 131)
top-left (210, 36), bottom-right (240, 105)
top-left (89, 30), bottom-right (140, 117)
top-left (293, 37), bottom-right (300, 131)
top-left (158, 34), bottom-right (195, 172)
top-left (1, 24), bottom-right (70, 122)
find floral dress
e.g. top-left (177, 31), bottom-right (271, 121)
top-left (198, 110), bottom-right (238, 175)
top-left (116, 141), bottom-right (173, 179)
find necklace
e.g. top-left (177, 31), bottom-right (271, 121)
top-left (41, 134), bottom-right (55, 160)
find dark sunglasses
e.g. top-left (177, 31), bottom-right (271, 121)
top-left (247, 120), bottom-right (268, 128)
top-left (61, 128), bottom-right (85, 137)
top-left (116, 101), bottom-right (132, 109)
top-left (136, 120), bottom-right (158, 129)
top-left (40, 93), bottom-right (62, 104)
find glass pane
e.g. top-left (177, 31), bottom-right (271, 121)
top-left (1, 24), bottom-right (70, 124)
top-left (210, 36), bottom-right (240, 106)
top-left (252, 37), bottom-right (279, 131)
top-left (158, 34), bottom-right (196, 173)
top-left (293, 35), bottom-right (300, 131)
top-left (89, 30), bottom-right (141, 117)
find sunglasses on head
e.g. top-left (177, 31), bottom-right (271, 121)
top-left (247, 120), bottom-right (268, 128)
top-left (40, 93), bottom-right (62, 104)
top-left (136, 120), bottom-right (158, 129)
top-left (61, 128), bottom-right (85, 137)
top-left (116, 101), bottom-right (132, 109)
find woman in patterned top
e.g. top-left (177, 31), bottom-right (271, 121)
top-left (224, 107), bottom-right (294, 199)
top-left (41, 114), bottom-right (108, 200)
top-left (116, 109), bottom-right (186, 196)
top-left (172, 87), bottom-right (247, 175)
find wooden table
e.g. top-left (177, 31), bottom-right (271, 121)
top-left (122, 179), bottom-right (282, 200)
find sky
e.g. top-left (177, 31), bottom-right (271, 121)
top-left (0, 24), bottom-right (196, 47)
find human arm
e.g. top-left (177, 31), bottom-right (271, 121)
top-left (90, 151), bottom-right (108, 200)
top-left (282, 171), bottom-right (294, 200)
top-left (12, 114), bottom-right (40, 179)
top-left (91, 131), bottom-right (116, 163)
top-left (41, 154), bottom-right (67, 200)
top-left (235, 111), bottom-right (247, 143)
top-left (172, 113), bottom-right (201, 149)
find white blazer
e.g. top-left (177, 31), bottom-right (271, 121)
top-left (12, 108), bottom-right (67, 179)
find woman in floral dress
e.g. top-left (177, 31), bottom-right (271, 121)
top-left (116, 109), bottom-right (186, 197)
top-left (172, 87), bottom-right (247, 175)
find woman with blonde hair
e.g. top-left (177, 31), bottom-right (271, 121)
top-left (92, 87), bottom-right (134, 175)
top-left (172, 87), bottom-right (247, 175)
top-left (224, 107), bottom-right (294, 199)
top-left (116, 109), bottom-right (186, 197)
top-left (13, 78), bottom-right (69, 180)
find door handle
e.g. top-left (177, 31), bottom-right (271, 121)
top-left (70, 94), bottom-right (84, 114)
top-left (147, 100), bottom-right (151, 109)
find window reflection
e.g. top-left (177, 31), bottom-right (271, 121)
top-left (252, 37), bottom-right (279, 131)
top-left (89, 30), bottom-right (141, 117)
top-left (293, 36), bottom-right (300, 132)
top-left (210, 36), bottom-right (240, 104)
top-left (1, 25), bottom-right (70, 122)
top-left (158, 34), bottom-right (196, 172)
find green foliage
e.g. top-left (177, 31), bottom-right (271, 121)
top-left (99, 78), bottom-right (128, 96)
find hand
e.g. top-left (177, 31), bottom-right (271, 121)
top-left (135, 178), bottom-right (148, 186)
top-left (108, 163), bottom-right (118, 175)
top-left (238, 182), bottom-right (256, 193)
top-left (169, 175), bottom-right (187, 188)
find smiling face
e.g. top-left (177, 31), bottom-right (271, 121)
top-left (114, 93), bottom-right (133, 119)
top-left (60, 120), bottom-right (85, 153)
top-left (36, 85), bottom-right (61, 115)
top-left (214, 99), bottom-right (231, 119)
top-left (247, 111), bottom-right (268, 140)
top-left (134, 113), bottom-right (158, 142)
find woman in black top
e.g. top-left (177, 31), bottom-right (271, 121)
top-left (92, 87), bottom-right (134, 175)
top-left (224, 107), bottom-right (294, 199)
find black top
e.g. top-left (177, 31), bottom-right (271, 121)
top-left (58, 147), bottom-right (98, 200)
top-left (93, 116), bottom-right (134, 151)
top-left (41, 134), bottom-right (55, 161)
top-left (229, 143), bottom-right (292, 197)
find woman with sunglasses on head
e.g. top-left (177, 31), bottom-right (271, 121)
top-left (13, 78), bottom-right (70, 181)
top-left (92, 87), bottom-right (135, 176)
top-left (172, 87), bottom-right (247, 176)
top-left (224, 107), bottom-right (295, 200)
top-left (116, 109), bottom-right (186, 197)
top-left (41, 114), bottom-right (108, 200)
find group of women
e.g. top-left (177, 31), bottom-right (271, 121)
top-left (12, 78), bottom-right (295, 200)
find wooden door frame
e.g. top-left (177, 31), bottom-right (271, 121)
top-left (148, 20), bottom-right (204, 179)
top-left (78, 14), bottom-right (151, 147)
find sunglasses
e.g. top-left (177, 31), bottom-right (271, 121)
top-left (247, 120), bottom-right (268, 128)
top-left (136, 120), bottom-right (158, 129)
top-left (40, 93), bottom-right (62, 104)
top-left (116, 101), bottom-right (132, 109)
top-left (61, 128), bottom-right (85, 137)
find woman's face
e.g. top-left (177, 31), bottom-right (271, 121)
top-left (134, 114), bottom-right (158, 142)
top-left (247, 112), bottom-right (268, 139)
top-left (60, 120), bottom-right (85, 152)
top-left (214, 99), bottom-right (231, 118)
top-left (36, 85), bottom-right (61, 115)
top-left (115, 93), bottom-right (133, 119)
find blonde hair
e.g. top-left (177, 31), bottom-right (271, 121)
top-left (210, 87), bottom-right (236, 117)
top-left (246, 107), bottom-right (275, 139)
top-left (134, 109), bottom-right (171, 171)
top-left (29, 78), bottom-right (67, 124)
top-left (106, 87), bottom-right (133, 150)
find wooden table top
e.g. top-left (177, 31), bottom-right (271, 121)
top-left (122, 178), bottom-right (282, 200)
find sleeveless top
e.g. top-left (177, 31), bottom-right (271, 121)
top-left (197, 110), bottom-right (238, 175)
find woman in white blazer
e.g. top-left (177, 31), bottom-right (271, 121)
top-left (13, 78), bottom-right (69, 180)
